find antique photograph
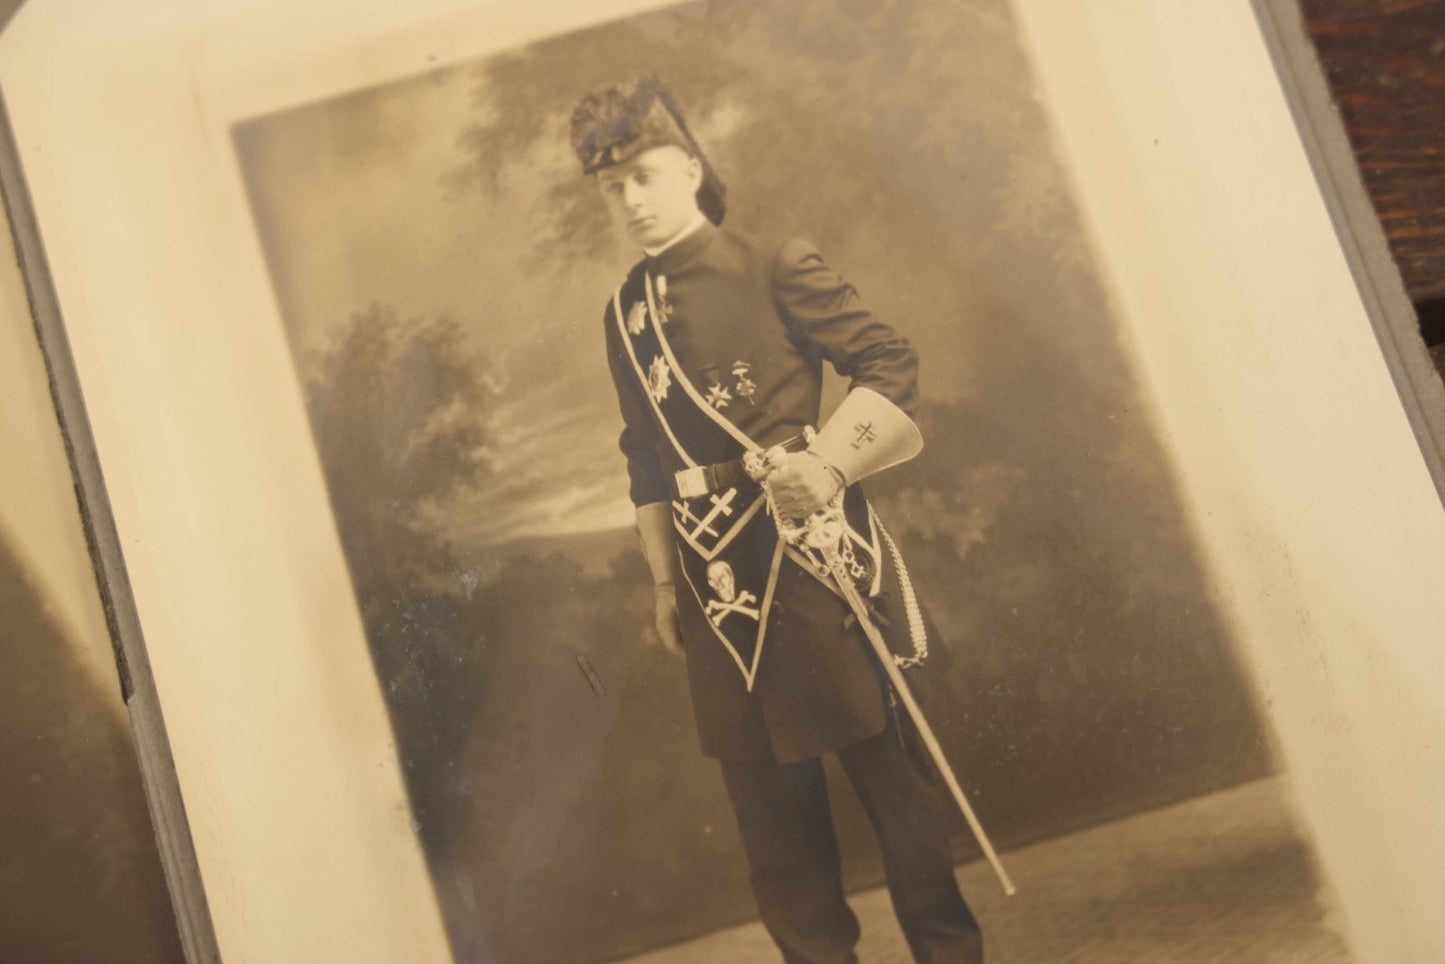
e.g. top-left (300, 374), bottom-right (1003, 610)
top-left (230, 0), bottom-right (1345, 959)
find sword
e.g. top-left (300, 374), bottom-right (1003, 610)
top-left (752, 448), bottom-right (1018, 897)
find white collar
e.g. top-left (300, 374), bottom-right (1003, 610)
top-left (642, 212), bottom-right (709, 257)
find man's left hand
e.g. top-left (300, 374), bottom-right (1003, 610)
top-left (765, 451), bottom-right (843, 519)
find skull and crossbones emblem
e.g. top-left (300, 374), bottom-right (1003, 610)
top-left (703, 560), bottom-right (761, 627)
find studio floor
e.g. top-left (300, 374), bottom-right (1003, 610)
top-left (619, 776), bottom-right (1352, 964)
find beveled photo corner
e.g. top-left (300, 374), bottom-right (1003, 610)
top-left (231, 0), bottom-right (1351, 960)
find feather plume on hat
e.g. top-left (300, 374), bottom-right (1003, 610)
top-left (570, 75), bottom-right (727, 225)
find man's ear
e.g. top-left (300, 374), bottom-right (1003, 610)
top-left (686, 154), bottom-right (703, 190)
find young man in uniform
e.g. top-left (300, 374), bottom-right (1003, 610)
top-left (572, 76), bottom-right (983, 964)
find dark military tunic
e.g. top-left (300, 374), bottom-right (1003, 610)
top-left (602, 218), bottom-right (982, 963)
top-left (603, 220), bottom-right (935, 764)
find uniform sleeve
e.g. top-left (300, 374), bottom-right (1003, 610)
top-left (603, 299), bottom-right (671, 507)
top-left (771, 239), bottom-right (920, 417)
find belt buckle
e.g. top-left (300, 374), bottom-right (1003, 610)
top-left (675, 466), bottom-right (709, 500)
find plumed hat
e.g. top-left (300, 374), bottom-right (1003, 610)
top-left (570, 75), bottom-right (727, 224)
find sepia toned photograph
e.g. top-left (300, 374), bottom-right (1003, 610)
top-left (227, 0), bottom-right (1349, 960)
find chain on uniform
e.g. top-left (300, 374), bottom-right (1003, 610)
top-left (874, 510), bottom-right (928, 669)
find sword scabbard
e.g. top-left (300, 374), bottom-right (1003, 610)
top-left (759, 477), bottom-right (1018, 897)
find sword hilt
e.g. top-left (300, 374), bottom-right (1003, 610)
top-left (751, 426), bottom-right (851, 553)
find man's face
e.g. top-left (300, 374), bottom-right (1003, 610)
top-left (596, 145), bottom-right (703, 249)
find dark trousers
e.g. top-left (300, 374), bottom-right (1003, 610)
top-left (719, 717), bottom-right (983, 964)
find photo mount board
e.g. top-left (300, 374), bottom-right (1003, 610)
top-left (0, 67), bottom-right (222, 964)
top-left (0, 1), bottom-right (1441, 961)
